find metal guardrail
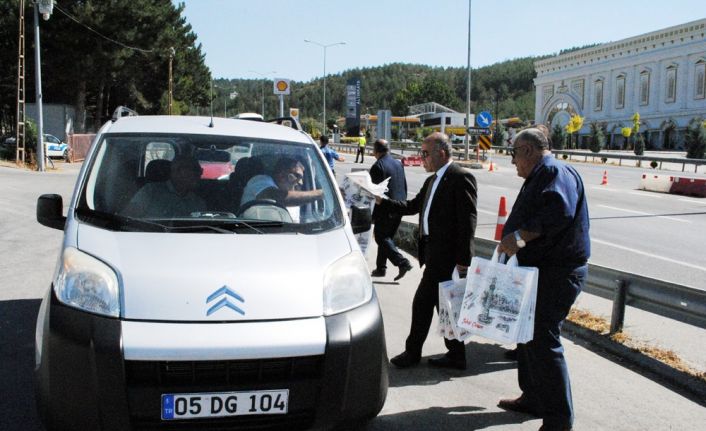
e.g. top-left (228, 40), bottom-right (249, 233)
top-left (552, 149), bottom-right (706, 173)
top-left (394, 221), bottom-right (706, 332)
top-left (332, 140), bottom-right (705, 172)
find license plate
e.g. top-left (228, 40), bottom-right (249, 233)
top-left (161, 389), bottom-right (288, 420)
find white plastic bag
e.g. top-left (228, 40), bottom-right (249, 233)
top-left (438, 269), bottom-right (472, 342)
top-left (457, 248), bottom-right (538, 344)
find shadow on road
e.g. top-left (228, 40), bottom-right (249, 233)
top-left (389, 342), bottom-right (517, 388)
top-left (366, 405), bottom-right (534, 430)
top-left (0, 299), bottom-right (44, 431)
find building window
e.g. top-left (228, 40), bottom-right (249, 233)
top-left (571, 79), bottom-right (585, 108)
top-left (616, 74), bottom-right (626, 109)
top-left (594, 79), bottom-right (604, 111)
top-left (665, 65), bottom-right (677, 103)
top-left (696, 60), bottom-right (706, 99)
top-left (640, 71), bottom-right (650, 105)
top-left (543, 85), bottom-right (554, 105)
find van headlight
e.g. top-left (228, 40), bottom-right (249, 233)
top-left (54, 247), bottom-right (120, 317)
top-left (323, 252), bottom-right (373, 316)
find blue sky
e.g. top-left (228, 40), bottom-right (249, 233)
top-left (177, 0), bottom-right (705, 82)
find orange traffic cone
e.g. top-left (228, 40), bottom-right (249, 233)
top-left (601, 170), bottom-right (608, 185)
top-left (494, 196), bottom-right (507, 241)
top-left (488, 161), bottom-right (495, 172)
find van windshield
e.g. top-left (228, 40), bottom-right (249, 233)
top-left (75, 133), bottom-right (344, 234)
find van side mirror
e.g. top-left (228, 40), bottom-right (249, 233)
top-left (37, 194), bottom-right (66, 230)
top-left (350, 205), bottom-right (372, 234)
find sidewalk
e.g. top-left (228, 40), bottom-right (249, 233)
top-left (362, 239), bottom-right (706, 430)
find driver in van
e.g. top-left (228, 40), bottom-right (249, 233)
top-left (124, 154), bottom-right (207, 218)
top-left (240, 157), bottom-right (323, 208)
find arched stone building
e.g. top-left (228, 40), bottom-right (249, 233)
top-left (534, 19), bottom-right (706, 150)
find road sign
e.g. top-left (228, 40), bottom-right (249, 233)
top-left (273, 78), bottom-right (291, 95)
top-left (478, 134), bottom-right (492, 150)
top-left (476, 111), bottom-right (493, 128)
top-left (466, 126), bottom-right (492, 136)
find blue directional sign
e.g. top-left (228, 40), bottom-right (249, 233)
top-left (476, 111), bottom-right (493, 128)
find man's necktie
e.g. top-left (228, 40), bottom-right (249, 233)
top-left (420, 173), bottom-right (437, 236)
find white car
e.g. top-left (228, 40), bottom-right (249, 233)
top-left (43, 134), bottom-right (69, 160)
top-left (35, 114), bottom-right (387, 430)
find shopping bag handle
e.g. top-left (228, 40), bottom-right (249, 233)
top-left (491, 246), bottom-right (519, 267)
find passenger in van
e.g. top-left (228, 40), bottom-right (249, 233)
top-left (239, 157), bottom-right (323, 209)
top-left (124, 155), bottom-right (207, 218)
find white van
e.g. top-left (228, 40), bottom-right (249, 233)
top-left (35, 114), bottom-right (388, 430)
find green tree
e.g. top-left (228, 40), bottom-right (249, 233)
top-left (492, 122), bottom-right (506, 147)
top-left (588, 122), bottom-right (605, 153)
top-left (685, 120), bottom-right (706, 159)
top-left (551, 124), bottom-right (566, 150)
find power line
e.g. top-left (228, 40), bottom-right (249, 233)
top-left (54, 4), bottom-right (154, 53)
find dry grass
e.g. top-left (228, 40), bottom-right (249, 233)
top-left (567, 307), bottom-right (706, 381)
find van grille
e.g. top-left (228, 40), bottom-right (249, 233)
top-left (125, 356), bottom-right (324, 386)
top-left (129, 411), bottom-right (315, 431)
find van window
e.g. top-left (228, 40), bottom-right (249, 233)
top-left (75, 133), bottom-right (343, 234)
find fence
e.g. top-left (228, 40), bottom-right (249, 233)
top-left (393, 221), bottom-right (706, 333)
top-left (68, 134), bottom-right (95, 163)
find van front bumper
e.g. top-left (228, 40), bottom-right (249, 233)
top-left (35, 288), bottom-right (388, 431)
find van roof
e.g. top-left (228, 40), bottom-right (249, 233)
top-left (104, 115), bottom-right (312, 144)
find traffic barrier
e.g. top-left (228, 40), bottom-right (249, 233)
top-left (402, 155), bottom-right (422, 167)
top-left (601, 170), bottom-right (608, 185)
top-left (639, 173), bottom-right (674, 193)
top-left (669, 177), bottom-right (706, 198)
top-left (494, 196), bottom-right (507, 241)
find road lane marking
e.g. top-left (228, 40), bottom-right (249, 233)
top-left (597, 204), bottom-right (691, 223)
top-left (629, 191), bottom-right (664, 199)
top-left (592, 238), bottom-right (706, 273)
top-left (478, 209), bottom-right (497, 216)
top-left (679, 198), bottom-right (706, 205)
top-left (589, 186), bottom-right (622, 193)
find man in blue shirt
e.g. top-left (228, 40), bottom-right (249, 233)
top-left (369, 139), bottom-right (412, 280)
top-left (319, 135), bottom-right (344, 176)
top-left (497, 127), bottom-right (590, 431)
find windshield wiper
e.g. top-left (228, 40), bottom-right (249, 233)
top-left (166, 224), bottom-right (234, 234)
top-left (76, 208), bottom-right (169, 232)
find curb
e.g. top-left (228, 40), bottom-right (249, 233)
top-left (562, 321), bottom-right (706, 403)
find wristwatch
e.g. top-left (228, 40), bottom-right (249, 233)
top-left (514, 230), bottom-right (526, 248)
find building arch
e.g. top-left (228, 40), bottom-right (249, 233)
top-left (542, 93), bottom-right (583, 129)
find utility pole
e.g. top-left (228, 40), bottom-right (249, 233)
top-left (249, 71), bottom-right (276, 118)
top-left (16, 0), bottom-right (27, 165)
top-left (34, 1), bottom-right (46, 171)
top-left (304, 40), bottom-right (346, 136)
top-left (168, 47), bottom-right (174, 115)
top-left (464, 0), bottom-right (472, 160)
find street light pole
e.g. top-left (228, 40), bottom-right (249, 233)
top-left (464, 0), bottom-right (472, 161)
top-left (168, 47), bottom-right (175, 115)
top-left (304, 39), bottom-right (345, 136)
top-left (33, 2), bottom-right (45, 171)
top-left (249, 70), bottom-right (276, 118)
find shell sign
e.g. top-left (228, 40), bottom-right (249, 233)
top-left (273, 78), bottom-right (291, 95)
top-left (289, 108), bottom-right (299, 119)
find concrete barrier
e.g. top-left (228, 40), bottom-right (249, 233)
top-left (670, 177), bottom-right (706, 198)
top-left (638, 173), bottom-right (674, 193)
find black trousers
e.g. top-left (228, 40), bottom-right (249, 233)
top-left (355, 147), bottom-right (365, 163)
top-left (517, 265), bottom-right (586, 429)
top-left (373, 215), bottom-right (408, 270)
top-left (404, 241), bottom-right (465, 359)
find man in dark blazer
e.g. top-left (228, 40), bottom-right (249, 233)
top-left (370, 139), bottom-right (413, 281)
top-left (375, 132), bottom-right (478, 369)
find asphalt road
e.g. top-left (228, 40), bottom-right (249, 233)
top-left (1, 160), bottom-right (705, 430)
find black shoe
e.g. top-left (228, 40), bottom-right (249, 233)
top-left (427, 354), bottom-right (466, 370)
top-left (504, 348), bottom-right (518, 360)
top-left (371, 268), bottom-right (386, 277)
top-left (497, 396), bottom-right (540, 417)
top-left (390, 351), bottom-right (421, 368)
top-left (394, 263), bottom-right (413, 281)
top-left (538, 425), bottom-right (572, 431)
